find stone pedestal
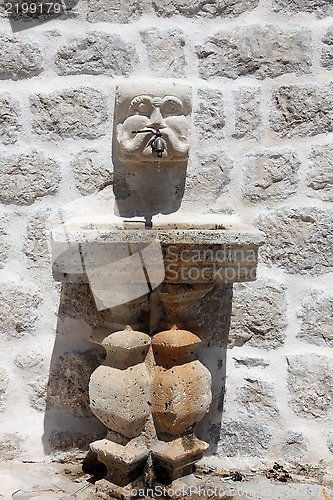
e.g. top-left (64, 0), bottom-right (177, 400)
top-left (51, 211), bottom-right (264, 491)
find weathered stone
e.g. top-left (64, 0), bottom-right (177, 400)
top-left (115, 80), bottom-right (191, 167)
top-left (28, 377), bottom-right (47, 412)
top-left (307, 143), bottom-right (333, 201)
top-left (31, 88), bottom-right (108, 140)
top-left (230, 279), bottom-right (287, 349)
top-left (58, 283), bottom-right (115, 329)
top-left (55, 32), bottom-right (137, 76)
top-left (140, 28), bottom-right (186, 78)
top-left (49, 430), bottom-right (105, 451)
top-left (0, 282), bottom-right (41, 340)
top-left (0, 215), bottom-right (8, 269)
top-left (0, 94), bottom-right (21, 145)
top-left (43, 30), bottom-right (62, 38)
top-left (153, 0), bottom-right (259, 18)
top-left (232, 88), bottom-right (261, 139)
top-left (91, 329), bottom-right (151, 438)
top-left (281, 431), bottom-right (307, 461)
top-left (197, 25), bottom-right (311, 80)
top-left (273, 0), bottom-right (333, 17)
top-left (153, 285), bottom-right (233, 343)
top-left (242, 149), bottom-right (300, 201)
top-left (321, 27), bottom-right (333, 69)
top-left (90, 327), bottom-right (153, 486)
top-left (256, 207), bottom-right (333, 274)
top-left (152, 329), bottom-right (211, 436)
top-left (0, 433), bottom-right (22, 460)
top-left (87, 0), bottom-right (148, 22)
top-left (297, 289), bottom-right (333, 347)
top-left (328, 433), bottom-right (333, 455)
top-left (195, 87), bottom-right (225, 140)
top-left (271, 84), bottom-right (333, 137)
top-left (72, 149), bottom-right (113, 196)
top-left (14, 344), bottom-right (44, 369)
top-left (287, 354), bottom-right (333, 419)
top-left (236, 376), bottom-right (278, 418)
top-left (218, 419), bottom-right (273, 456)
top-left (47, 350), bottom-right (103, 417)
top-left (233, 357), bottom-right (270, 369)
top-left (113, 80), bottom-right (192, 217)
top-left (23, 208), bottom-right (52, 266)
top-left (0, 33), bottom-right (43, 80)
top-left (0, 151), bottom-right (60, 205)
top-left (150, 328), bottom-right (211, 483)
top-left (185, 151), bottom-right (232, 202)
top-left (0, 368), bottom-right (9, 411)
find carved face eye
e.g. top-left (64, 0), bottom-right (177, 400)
top-left (128, 96), bottom-right (153, 117)
top-left (137, 102), bottom-right (150, 113)
top-left (161, 97), bottom-right (183, 117)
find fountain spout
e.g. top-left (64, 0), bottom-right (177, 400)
top-left (132, 128), bottom-right (166, 158)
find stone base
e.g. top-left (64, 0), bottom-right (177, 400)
top-left (94, 474), bottom-right (205, 499)
top-left (161, 474), bottom-right (204, 499)
top-left (152, 435), bottom-right (209, 484)
top-left (94, 476), bottom-right (148, 500)
top-left (90, 438), bottom-right (149, 487)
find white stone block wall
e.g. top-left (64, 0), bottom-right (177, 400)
top-left (0, 0), bottom-right (332, 472)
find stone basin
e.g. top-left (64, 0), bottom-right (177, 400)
top-left (52, 210), bottom-right (264, 290)
top-left (51, 188), bottom-right (264, 309)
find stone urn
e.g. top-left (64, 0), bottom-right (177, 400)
top-left (89, 326), bottom-right (152, 486)
top-left (151, 325), bottom-right (212, 483)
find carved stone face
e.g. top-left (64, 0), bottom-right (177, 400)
top-left (115, 81), bottom-right (192, 164)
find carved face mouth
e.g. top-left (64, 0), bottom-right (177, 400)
top-left (141, 130), bottom-right (166, 158)
top-left (130, 127), bottom-right (188, 160)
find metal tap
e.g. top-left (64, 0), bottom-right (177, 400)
top-left (132, 128), bottom-right (166, 158)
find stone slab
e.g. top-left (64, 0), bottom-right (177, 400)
top-left (51, 213), bottom-right (264, 286)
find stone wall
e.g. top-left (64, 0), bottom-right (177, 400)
top-left (0, 0), bottom-right (332, 474)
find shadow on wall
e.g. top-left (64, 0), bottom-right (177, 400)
top-left (42, 282), bottom-right (231, 456)
top-left (42, 282), bottom-right (151, 454)
top-left (42, 283), bottom-right (108, 455)
top-left (191, 284), bottom-right (232, 452)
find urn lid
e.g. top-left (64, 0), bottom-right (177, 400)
top-left (102, 325), bottom-right (150, 349)
top-left (152, 325), bottom-right (200, 348)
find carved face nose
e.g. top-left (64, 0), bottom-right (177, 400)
top-left (148, 107), bottom-right (165, 128)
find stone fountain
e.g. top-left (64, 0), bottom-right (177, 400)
top-left (51, 80), bottom-right (264, 498)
